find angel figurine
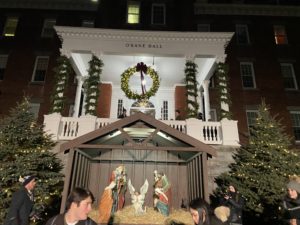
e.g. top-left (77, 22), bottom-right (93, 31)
top-left (128, 179), bottom-right (149, 215)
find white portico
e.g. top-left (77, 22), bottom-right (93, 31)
top-left (55, 26), bottom-right (233, 120)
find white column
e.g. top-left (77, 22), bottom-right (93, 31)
top-left (73, 76), bottom-right (84, 117)
top-left (202, 80), bottom-right (211, 121)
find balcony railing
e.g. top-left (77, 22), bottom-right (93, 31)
top-left (44, 113), bottom-right (240, 146)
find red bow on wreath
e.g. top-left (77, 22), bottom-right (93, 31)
top-left (136, 62), bottom-right (148, 95)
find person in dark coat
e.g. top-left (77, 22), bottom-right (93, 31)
top-left (175, 109), bottom-right (183, 120)
top-left (45, 187), bottom-right (97, 225)
top-left (4, 175), bottom-right (37, 225)
top-left (189, 198), bottom-right (228, 225)
top-left (220, 185), bottom-right (244, 225)
top-left (283, 176), bottom-right (300, 225)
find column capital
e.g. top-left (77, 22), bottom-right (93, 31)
top-left (76, 75), bottom-right (86, 83)
top-left (216, 55), bottom-right (226, 63)
top-left (91, 50), bottom-right (103, 59)
top-left (60, 48), bottom-right (71, 58)
top-left (185, 55), bottom-right (196, 61)
top-left (202, 79), bottom-right (211, 88)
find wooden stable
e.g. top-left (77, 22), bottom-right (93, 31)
top-left (59, 112), bottom-right (216, 212)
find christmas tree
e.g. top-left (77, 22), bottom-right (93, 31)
top-left (215, 100), bottom-right (300, 223)
top-left (0, 97), bottom-right (64, 225)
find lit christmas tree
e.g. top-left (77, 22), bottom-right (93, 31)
top-left (215, 100), bottom-right (300, 223)
top-left (0, 97), bottom-right (64, 225)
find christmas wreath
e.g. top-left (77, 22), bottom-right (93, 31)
top-left (121, 62), bottom-right (160, 100)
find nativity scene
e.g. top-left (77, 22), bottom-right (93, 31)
top-left (94, 165), bottom-right (187, 224)
top-left (58, 111), bottom-right (217, 225)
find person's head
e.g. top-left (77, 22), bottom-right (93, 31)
top-left (189, 198), bottom-right (211, 225)
top-left (20, 175), bottom-right (36, 191)
top-left (176, 110), bottom-right (180, 115)
top-left (287, 178), bottom-right (300, 199)
top-left (65, 187), bottom-right (95, 220)
top-left (228, 185), bottom-right (236, 193)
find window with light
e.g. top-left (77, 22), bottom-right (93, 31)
top-left (127, 2), bottom-right (140, 24)
top-left (274, 25), bottom-right (288, 45)
top-left (3, 17), bottom-right (18, 37)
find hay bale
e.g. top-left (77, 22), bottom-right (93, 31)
top-left (89, 206), bottom-right (194, 225)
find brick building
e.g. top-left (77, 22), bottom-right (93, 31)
top-left (1, 0), bottom-right (300, 208)
top-left (1, 0), bottom-right (299, 147)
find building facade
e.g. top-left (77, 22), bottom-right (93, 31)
top-left (1, 0), bottom-right (300, 210)
top-left (0, 0), bottom-right (299, 147)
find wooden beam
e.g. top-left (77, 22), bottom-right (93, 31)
top-left (76, 144), bottom-right (199, 152)
top-left (92, 157), bottom-right (186, 163)
top-left (142, 128), bottom-right (159, 145)
top-left (60, 148), bottom-right (75, 213)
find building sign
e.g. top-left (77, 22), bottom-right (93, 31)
top-left (125, 43), bottom-right (163, 49)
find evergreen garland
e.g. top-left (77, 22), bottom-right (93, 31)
top-left (50, 56), bottom-right (72, 114)
top-left (84, 55), bottom-right (103, 116)
top-left (215, 62), bottom-right (232, 120)
top-left (121, 63), bottom-right (160, 101)
top-left (184, 60), bottom-right (199, 118)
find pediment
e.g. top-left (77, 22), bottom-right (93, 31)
top-left (60, 112), bottom-right (216, 160)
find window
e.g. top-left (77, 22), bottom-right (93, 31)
top-left (151, 4), bottom-right (165, 25)
top-left (197, 24), bottom-right (210, 32)
top-left (290, 111), bottom-right (300, 141)
top-left (82, 20), bottom-right (94, 28)
top-left (127, 2), bottom-right (140, 24)
top-left (274, 25), bottom-right (288, 45)
top-left (32, 56), bottom-right (49, 82)
top-left (240, 62), bottom-right (256, 88)
top-left (3, 17), bottom-right (18, 37)
top-left (117, 99), bottom-right (124, 117)
top-left (161, 101), bottom-right (168, 120)
top-left (280, 63), bottom-right (298, 90)
top-left (246, 110), bottom-right (258, 132)
top-left (29, 103), bottom-right (40, 119)
top-left (41, 19), bottom-right (56, 37)
top-left (236, 24), bottom-right (250, 44)
top-left (0, 55), bottom-right (8, 80)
